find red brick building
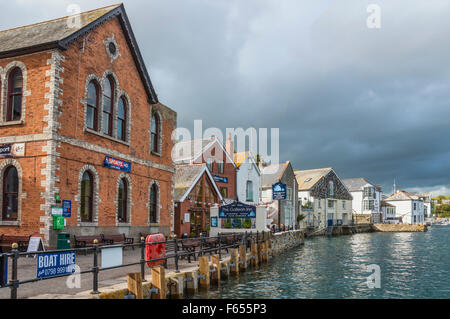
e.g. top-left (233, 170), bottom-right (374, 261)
top-left (173, 137), bottom-right (237, 201)
top-left (0, 4), bottom-right (176, 247)
top-left (173, 164), bottom-right (222, 237)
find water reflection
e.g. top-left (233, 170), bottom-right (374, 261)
top-left (190, 226), bottom-right (450, 299)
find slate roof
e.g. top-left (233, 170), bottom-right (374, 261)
top-left (173, 164), bottom-right (223, 202)
top-left (342, 178), bottom-right (373, 192)
top-left (260, 162), bottom-right (289, 188)
top-left (0, 3), bottom-right (158, 103)
top-left (294, 168), bottom-right (332, 191)
top-left (0, 4), bottom-right (120, 54)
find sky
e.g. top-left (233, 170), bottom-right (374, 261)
top-left (1, 0), bottom-right (450, 196)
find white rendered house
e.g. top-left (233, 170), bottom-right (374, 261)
top-left (384, 190), bottom-right (426, 224)
top-left (342, 178), bottom-right (383, 223)
top-left (233, 152), bottom-right (261, 206)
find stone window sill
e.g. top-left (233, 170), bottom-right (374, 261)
top-left (79, 222), bottom-right (98, 227)
top-left (0, 120), bottom-right (24, 127)
top-left (0, 220), bottom-right (20, 226)
top-left (148, 223), bottom-right (160, 227)
top-left (85, 128), bottom-right (130, 146)
top-left (117, 222), bottom-right (131, 227)
top-left (151, 151), bottom-right (161, 157)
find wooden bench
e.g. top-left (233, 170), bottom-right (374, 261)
top-left (102, 234), bottom-right (134, 249)
top-left (0, 235), bottom-right (31, 252)
top-left (73, 235), bottom-right (108, 254)
top-left (180, 239), bottom-right (201, 263)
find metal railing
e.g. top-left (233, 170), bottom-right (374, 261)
top-left (0, 231), bottom-right (269, 299)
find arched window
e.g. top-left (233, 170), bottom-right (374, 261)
top-left (246, 180), bottom-right (253, 202)
top-left (118, 178), bottom-right (128, 223)
top-left (86, 81), bottom-right (99, 130)
top-left (6, 68), bottom-right (23, 122)
top-left (117, 97), bottom-right (127, 141)
top-left (102, 77), bottom-right (114, 136)
top-left (80, 171), bottom-right (94, 222)
top-left (2, 166), bottom-right (18, 220)
top-left (151, 113), bottom-right (160, 153)
top-left (149, 183), bottom-right (158, 224)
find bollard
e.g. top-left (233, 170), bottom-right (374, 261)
top-left (91, 239), bottom-right (100, 295)
top-left (211, 254), bottom-right (221, 286)
top-left (10, 243), bottom-right (19, 299)
top-left (140, 237), bottom-right (146, 282)
top-left (230, 248), bottom-right (239, 276)
top-left (151, 266), bottom-right (166, 299)
top-left (251, 243), bottom-right (259, 267)
top-left (127, 272), bottom-right (143, 299)
top-left (199, 256), bottom-right (210, 289)
top-left (239, 245), bottom-right (247, 272)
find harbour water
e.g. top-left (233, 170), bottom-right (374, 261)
top-left (192, 226), bottom-right (450, 299)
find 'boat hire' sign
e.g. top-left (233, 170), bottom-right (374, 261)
top-left (219, 202), bottom-right (256, 219)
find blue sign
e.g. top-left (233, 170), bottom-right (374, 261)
top-left (36, 251), bottom-right (76, 279)
top-left (272, 182), bottom-right (287, 200)
top-left (104, 156), bottom-right (131, 172)
top-left (211, 216), bottom-right (218, 227)
top-left (213, 174), bottom-right (228, 184)
top-left (219, 202), bottom-right (256, 219)
top-left (62, 200), bottom-right (71, 217)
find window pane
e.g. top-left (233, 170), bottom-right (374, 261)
top-left (102, 112), bottom-right (110, 134)
top-left (5, 167), bottom-right (18, 192)
top-left (118, 99), bottom-right (125, 119)
top-left (12, 96), bottom-right (22, 121)
top-left (117, 119), bottom-right (124, 140)
top-left (86, 106), bottom-right (95, 129)
top-left (80, 172), bottom-right (93, 222)
top-left (11, 70), bottom-right (22, 90)
top-left (87, 83), bottom-right (97, 106)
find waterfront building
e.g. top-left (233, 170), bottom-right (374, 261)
top-left (260, 161), bottom-right (299, 229)
top-left (342, 178), bottom-right (383, 223)
top-left (384, 190), bottom-right (426, 224)
top-left (173, 137), bottom-right (237, 202)
top-left (295, 168), bottom-right (353, 228)
top-left (0, 4), bottom-right (177, 246)
top-left (381, 201), bottom-right (397, 223)
top-left (233, 151), bottom-right (261, 206)
top-left (173, 164), bottom-right (222, 237)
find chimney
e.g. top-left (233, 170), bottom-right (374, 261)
top-left (225, 133), bottom-right (234, 155)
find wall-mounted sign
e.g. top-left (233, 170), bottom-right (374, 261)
top-left (62, 200), bottom-right (71, 217)
top-left (36, 251), bottom-right (76, 279)
top-left (104, 156), bottom-right (131, 172)
top-left (272, 182), bottom-right (287, 200)
top-left (219, 201), bottom-right (256, 219)
top-left (0, 143), bottom-right (25, 158)
top-left (213, 174), bottom-right (228, 184)
top-left (51, 206), bottom-right (63, 216)
top-left (211, 216), bottom-right (218, 227)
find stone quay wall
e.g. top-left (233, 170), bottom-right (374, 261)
top-left (373, 224), bottom-right (427, 232)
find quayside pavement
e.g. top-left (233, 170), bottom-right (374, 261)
top-left (0, 247), bottom-right (229, 299)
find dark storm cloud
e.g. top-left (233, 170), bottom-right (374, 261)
top-left (2, 0), bottom-right (450, 195)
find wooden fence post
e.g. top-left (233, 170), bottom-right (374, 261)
top-left (211, 254), bottom-right (221, 286)
top-left (127, 272), bottom-right (143, 299)
top-left (239, 245), bottom-right (247, 272)
top-left (230, 248), bottom-right (239, 276)
top-left (151, 266), bottom-right (166, 299)
top-left (199, 256), bottom-right (210, 289)
top-left (251, 243), bottom-right (259, 267)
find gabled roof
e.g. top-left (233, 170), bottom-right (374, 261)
top-left (381, 200), bottom-right (395, 207)
top-left (294, 168), bottom-right (333, 191)
top-left (174, 164), bottom-right (223, 202)
top-left (260, 161), bottom-right (290, 188)
top-left (173, 137), bottom-right (237, 168)
top-left (233, 151), bottom-right (260, 175)
top-left (0, 3), bottom-right (158, 103)
top-left (342, 177), bottom-right (377, 192)
top-left (385, 190), bottom-right (418, 201)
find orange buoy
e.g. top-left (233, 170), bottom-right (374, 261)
top-left (146, 233), bottom-right (166, 267)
